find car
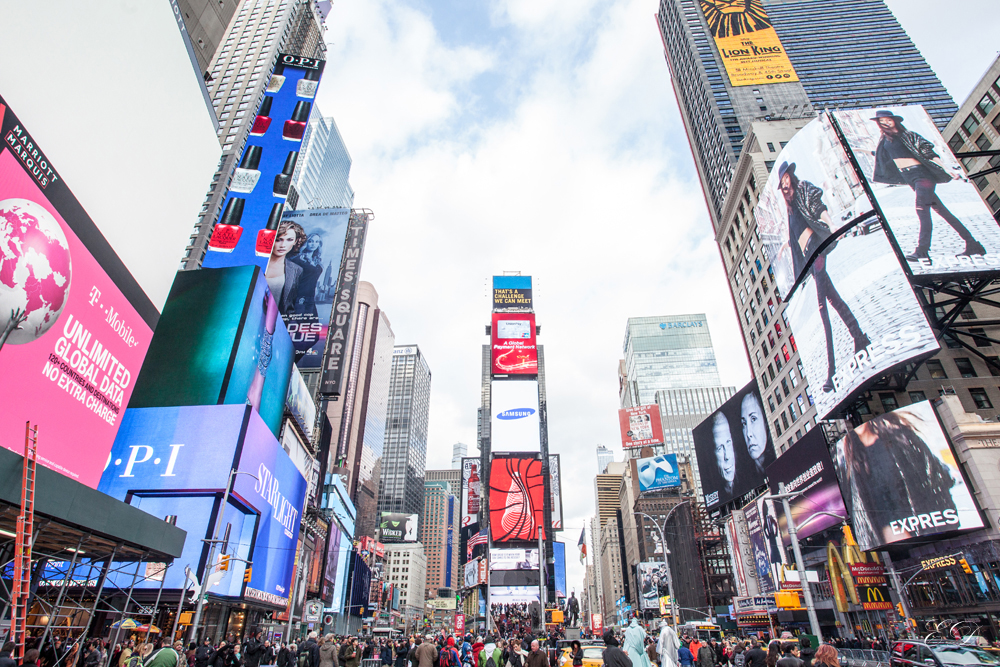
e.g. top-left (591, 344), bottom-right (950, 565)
top-left (558, 644), bottom-right (605, 667)
top-left (891, 642), bottom-right (1000, 667)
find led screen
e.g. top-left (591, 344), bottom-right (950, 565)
top-left (489, 586), bottom-right (539, 605)
top-left (489, 548), bottom-right (539, 570)
top-left (492, 275), bottom-right (532, 312)
top-left (490, 380), bottom-right (541, 452)
top-left (636, 453), bottom-right (681, 492)
top-left (741, 493), bottom-right (782, 594)
top-left (489, 455), bottom-right (544, 542)
top-left (461, 457), bottom-right (482, 527)
top-left (379, 513), bottom-right (419, 542)
top-left (554, 541), bottom-right (566, 598)
top-left (618, 405), bottom-right (665, 449)
top-left (491, 313), bottom-right (538, 375)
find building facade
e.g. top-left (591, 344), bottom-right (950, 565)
top-left (451, 443), bottom-right (468, 470)
top-left (287, 107), bottom-right (355, 210)
top-left (420, 480), bottom-right (460, 599)
top-left (385, 542), bottom-right (427, 618)
top-left (596, 445), bottom-right (614, 475)
top-left (945, 56), bottom-right (1000, 223)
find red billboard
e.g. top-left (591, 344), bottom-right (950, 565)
top-left (618, 405), bottom-right (664, 448)
top-left (491, 313), bottom-right (537, 375)
top-left (489, 455), bottom-right (544, 542)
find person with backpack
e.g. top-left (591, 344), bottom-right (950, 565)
top-left (438, 638), bottom-right (460, 667)
top-left (298, 634), bottom-right (320, 667)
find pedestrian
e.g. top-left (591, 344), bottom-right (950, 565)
top-left (601, 633), bottom-right (631, 667)
top-left (765, 643), bottom-right (780, 667)
top-left (696, 643), bottom-right (715, 667)
top-left (569, 641), bottom-right (582, 667)
top-left (677, 643), bottom-right (694, 667)
top-left (0, 643), bottom-right (16, 667)
top-left (320, 638), bottom-right (337, 667)
top-left (775, 645), bottom-right (801, 667)
top-left (21, 649), bottom-right (41, 667)
top-left (524, 642), bottom-right (545, 667)
top-left (811, 647), bottom-right (837, 667)
top-left (796, 640), bottom-right (812, 667)
top-left (414, 639), bottom-right (435, 667)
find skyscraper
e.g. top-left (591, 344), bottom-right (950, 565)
top-left (378, 345), bottom-right (432, 517)
top-left (420, 480), bottom-right (460, 598)
top-left (451, 443), bottom-right (468, 470)
top-left (596, 445), bottom-right (614, 475)
top-left (287, 107), bottom-right (355, 210)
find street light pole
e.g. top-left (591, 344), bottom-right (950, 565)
top-left (636, 499), bottom-right (689, 633)
top-left (773, 483), bottom-right (823, 640)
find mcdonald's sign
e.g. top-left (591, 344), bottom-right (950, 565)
top-left (857, 584), bottom-right (893, 610)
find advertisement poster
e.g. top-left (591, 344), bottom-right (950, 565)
top-left (636, 453), bottom-right (681, 492)
top-left (618, 405), bottom-right (665, 448)
top-left (698, 0), bottom-right (798, 86)
top-left (320, 211), bottom-right (369, 396)
top-left (461, 457), bottom-right (481, 527)
top-left (491, 312), bottom-right (538, 375)
top-left (692, 381), bottom-right (774, 509)
top-left (490, 548), bottom-right (539, 570)
top-left (785, 226), bottom-right (938, 420)
top-left (833, 400), bottom-right (983, 551)
top-left (264, 207), bottom-right (350, 369)
top-left (636, 562), bottom-right (671, 611)
top-left (850, 563), bottom-right (893, 610)
top-left (204, 54), bottom-right (324, 269)
top-left (554, 541), bottom-right (566, 598)
top-left (493, 275), bottom-right (533, 312)
top-left (489, 586), bottom-right (539, 605)
top-left (489, 455), bottom-right (544, 542)
top-left (834, 106), bottom-right (1000, 278)
top-left (378, 513), bottom-right (419, 542)
top-left (742, 495), bottom-right (778, 594)
top-left (0, 94), bottom-right (156, 488)
top-left (286, 366), bottom-right (316, 442)
top-left (549, 454), bottom-right (563, 530)
top-left (490, 380), bottom-right (541, 452)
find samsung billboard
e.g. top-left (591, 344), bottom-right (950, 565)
top-left (490, 380), bottom-right (541, 452)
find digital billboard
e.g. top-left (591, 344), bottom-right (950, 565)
top-left (742, 493), bottom-right (782, 594)
top-left (286, 366), bottom-right (316, 442)
top-left (833, 400), bottom-right (983, 552)
top-left (636, 562), bottom-right (671, 611)
top-left (636, 453), bottom-right (681, 492)
top-left (491, 313), bottom-right (538, 375)
top-left (492, 275), bottom-right (533, 312)
top-left (490, 380), bottom-right (541, 452)
top-left (379, 513), bottom-right (418, 542)
top-left (692, 380), bottom-right (775, 509)
top-left (265, 207), bottom-right (350, 369)
top-left (128, 266), bottom-right (294, 437)
top-left (784, 226), bottom-right (938, 420)
top-left (766, 428), bottom-right (847, 544)
top-left (98, 404), bottom-right (307, 606)
top-left (0, 94), bottom-right (157, 488)
top-left (461, 457), bottom-right (482, 527)
top-left (834, 106), bottom-right (1000, 278)
top-left (489, 586), bottom-right (539, 605)
top-left (320, 210), bottom-right (369, 396)
top-left (489, 455), bottom-right (544, 542)
top-left (698, 0), bottom-right (798, 87)
top-left (489, 548), bottom-right (539, 570)
top-left (549, 454), bottom-right (563, 530)
top-left (554, 541), bottom-right (566, 598)
top-left (203, 54), bottom-right (324, 270)
top-left (618, 405), bottom-right (664, 448)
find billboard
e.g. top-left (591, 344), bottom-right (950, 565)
top-left (490, 548), bottom-right (539, 570)
top-left (489, 586), bottom-right (539, 604)
top-left (742, 493), bottom-right (783, 594)
top-left (698, 0), bottom-right (798, 87)
top-left (834, 106), bottom-right (1000, 278)
top-left (493, 275), bottom-right (533, 312)
top-left (766, 428), bottom-right (847, 544)
top-left (833, 400), bottom-right (983, 552)
top-left (204, 54), bottom-right (324, 269)
top-left (264, 208), bottom-right (350, 369)
top-left (490, 380), bottom-right (541, 452)
top-left (692, 380), bottom-right (775, 509)
top-left (619, 405), bottom-right (664, 448)
top-left (128, 266), bottom-right (294, 437)
top-left (549, 454), bottom-right (563, 530)
top-left (98, 404), bottom-right (307, 606)
top-left (464, 558), bottom-right (487, 588)
top-left (286, 366), bottom-right (316, 442)
top-left (636, 453), bottom-right (681, 492)
top-left (0, 94), bottom-right (157, 488)
top-left (554, 541), bottom-right (566, 598)
top-left (489, 455), bottom-right (544, 542)
top-left (784, 226), bottom-right (938, 419)
top-left (636, 562), bottom-right (671, 611)
top-left (378, 513), bottom-right (418, 542)
top-left (491, 312), bottom-right (538, 375)
top-left (461, 457), bottom-right (482, 527)
top-left (320, 210), bottom-right (369, 396)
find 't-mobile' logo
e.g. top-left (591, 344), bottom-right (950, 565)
top-left (497, 408), bottom-right (536, 420)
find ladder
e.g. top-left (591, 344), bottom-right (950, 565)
top-left (11, 422), bottom-right (37, 662)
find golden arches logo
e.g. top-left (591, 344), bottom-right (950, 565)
top-left (866, 587), bottom-right (885, 603)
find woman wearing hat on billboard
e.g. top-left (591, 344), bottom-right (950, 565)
top-left (778, 161), bottom-right (869, 393)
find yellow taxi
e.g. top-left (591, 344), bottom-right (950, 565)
top-left (558, 644), bottom-right (605, 667)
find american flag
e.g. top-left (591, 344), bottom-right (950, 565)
top-left (467, 528), bottom-right (488, 558)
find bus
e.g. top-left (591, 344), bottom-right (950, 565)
top-left (679, 622), bottom-right (723, 642)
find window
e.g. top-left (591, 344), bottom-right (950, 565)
top-left (781, 344), bottom-right (790, 362)
top-left (768, 364), bottom-right (776, 383)
top-left (986, 356), bottom-right (1000, 374)
top-left (789, 335), bottom-right (797, 353)
top-left (944, 333), bottom-right (962, 349)
top-left (767, 142), bottom-right (775, 152)
top-left (949, 134), bottom-right (966, 151)
top-left (781, 412), bottom-right (790, 430)
top-left (789, 368), bottom-right (798, 387)
top-left (767, 395), bottom-right (776, 412)
top-left (755, 350), bottom-right (763, 367)
top-left (768, 332), bottom-right (776, 348)
top-left (773, 419), bottom-right (782, 436)
top-left (979, 93), bottom-right (996, 116)
top-left (955, 357), bottom-right (977, 378)
top-left (963, 114), bottom-right (981, 135)
top-left (976, 134), bottom-right (992, 151)
top-left (775, 388), bottom-right (783, 405)
top-left (767, 298), bottom-right (775, 315)
top-left (960, 305), bottom-right (978, 320)
top-left (970, 388), bottom-right (993, 409)
top-left (788, 403), bottom-right (797, 421)
top-left (781, 378), bottom-right (790, 396)
top-left (970, 327), bottom-right (991, 347)
top-left (774, 353), bottom-right (783, 372)
top-left (796, 394), bottom-right (805, 411)
top-left (879, 393), bottom-right (899, 411)
top-left (855, 401), bottom-right (871, 416)
top-left (987, 192), bottom-right (1000, 213)
top-left (755, 258), bottom-right (762, 272)
top-left (756, 320), bottom-right (763, 335)
top-left (749, 329), bottom-right (757, 344)
top-left (926, 359), bottom-right (946, 378)
top-left (774, 321), bottom-right (783, 337)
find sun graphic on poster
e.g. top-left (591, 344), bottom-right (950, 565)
top-left (699, 0), bottom-right (772, 38)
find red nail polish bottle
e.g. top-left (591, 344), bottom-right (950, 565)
top-left (256, 203), bottom-right (285, 257)
top-left (208, 198), bottom-right (245, 252)
top-left (283, 101), bottom-right (311, 141)
top-left (250, 97), bottom-right (273, 137)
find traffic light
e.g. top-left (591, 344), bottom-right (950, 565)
top-left (896, 603), bottom-right (905, 618)
top-left (959, 558), bottom-right (973, 574)
top-left (244, 566), bottom-right (253, 583)
top-left (219, 555), bottom-right (231, 571)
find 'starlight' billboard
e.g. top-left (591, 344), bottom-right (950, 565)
top-left (204, 54), bottom-right (324, 269)
top-left (490, 380), bottom-right (541, 452)
top-left (0, 94), bottom-right (157, 488)
top-left (128, 266), bottom-right (294, 437)
top-left (461, 457), bottom-right (482, 527)
top-left (636, 562), bottom-right (671, 611)
top-left (834, 106), bottom-right (1000, 278)
top-left (698, 0), bottom-right (798, 87)
top-left (493, 275), bottom-right (533, 312)
top-left (692, 380), bottom-right (775, 509)
top-left (549, 454), bottom-right (563, 530)
top-left (99, 404), bottom-right (307, 606)
top-left (618, 405), bottom-right (664, 449)
top-left (489, 548), bottom-right (539, 570)
top-left (636, 453), bottom-right (681, 492)
top-left (378, 513), bottom-right (418, 542)
top-left (489, 455), bottom-right (544, 542)
top-left (784, 226), bottom-right (938, 420)
top-left (265, 208), bottom-right (350, 369)
top-left (491, 312), bottom-right (538, 375)
top-left (833, 400), bottom-right (983, 551)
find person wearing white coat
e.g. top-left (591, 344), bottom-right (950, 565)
top-left (656, 623), bottom-right (679, 667)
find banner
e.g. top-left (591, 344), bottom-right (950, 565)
top-left (636, 562), bottom-right (671, 610)
top-left (491, 312), bottom-right (538, 375)
top-left (619, 405), bottom-right (665, 448)
top-left (742, 494), bottom-right (780, 594)
top-left (320, 210), bottom-right (369, 395)
top-left (549, 454), bottom-right (563, 530)
top-left (286, 366), bottom-right (316, 442)
top-left (493, 275), bottom-right (533, 312)
top-left (462, 457), bottom-right (482, 527)
top-left (849, 563), bottom-right (893, 611)
top-left (378, 513), bottom-right (419, 542)
top-left (490, 548), bottom-right (539, 570)
top-left (489, 455), bottom-right (544, 542)
top-left (490, 380), bottom-right (541, 452)
top-left (698, 0), bottom-right (798, 87)
top-left (636, 453), bottom-right (681, 492)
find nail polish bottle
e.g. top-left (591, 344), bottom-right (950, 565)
top-left (250, 97), bottom-right (273, 137)
top-left (230, 146), bottom-right (263, 194)
top-left (296, 68), bottom-right (320, 98)
top-left (273, 151), bottom-right (299, 198)
top-left (208, 198), bottom-right (245, 252)
top-left (266, 63), bottom-right (286, 93)
top-left (283, 101), bottom-right (311, 141)
top-left (256, 203), bottom-right (285, 257)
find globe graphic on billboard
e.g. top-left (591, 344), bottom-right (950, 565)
top-left (0, 198), bottom-right (72, 345)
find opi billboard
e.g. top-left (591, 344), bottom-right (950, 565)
top-left (0, 92), bottom-right (157, 488)
top-left (203, 54), bottom-right (324, 270)
top-left (491, 312), bottom-right (538, 375)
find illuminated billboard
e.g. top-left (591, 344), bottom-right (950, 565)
top-left (379, 513), bottom-right (419, 542)
top-left (618, 405), bottom-right (664, 448)
top-left (489, 548), bottom-right (539, 570)
top-left (692, 380), bottom-right (775, 509)
top-left (0, 93), bottom-right (156, 488)
top-left (490, 380), bottom-right (541, 452)
top-left (833, 400), bottom-right (983, 551)
top-left (461, 457), bottom-right (482, 527)
top-left (492, 275), bottom-right (533, 312)
top-left (549, 454), bottom-right (563, 530)
top-left (636, 453), bottom-right (681, 492)
top-left (491, 313), bottom-right (538, 375)
top-left (698, 0), bottom-right (798, 87)
top-left (489, 455), bottom-right (544, 542)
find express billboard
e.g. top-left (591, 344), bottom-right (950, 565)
top-left (492, 275), bottom-right (533, 312)
top-left (490, 380), bottom-right (541, 452)
top-left (692, 380), bottom-right (775, 509)
top-left (98, 404), bottom-right (307, 606)
top-left (491, 313), bottom-right (538, 375)
top-left (636, 562), bottom-right (671, 611)
top-left (784, 226), bottom-right (938, 420)
top-left (698, 0), bottom-right (798, 87)
top-left (549, 454), bottom-right (563, 530)
top-left (461, 457), bottom-right (482, 527)
top-left (0, 94), bottom-right (157, 488)
top-left (833, 400), bottom-right (983, 552)
top-left (618, 405), bottom-right (664, 449)
top-left (489, 455), bottom-right (544, 542)
top-left (636, 453), bottom-right (681, 492)
top-left (378, 513), bottom-right (419, 542)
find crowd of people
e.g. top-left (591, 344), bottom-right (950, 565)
top-left (488, 605), bottom-right (537, 640)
